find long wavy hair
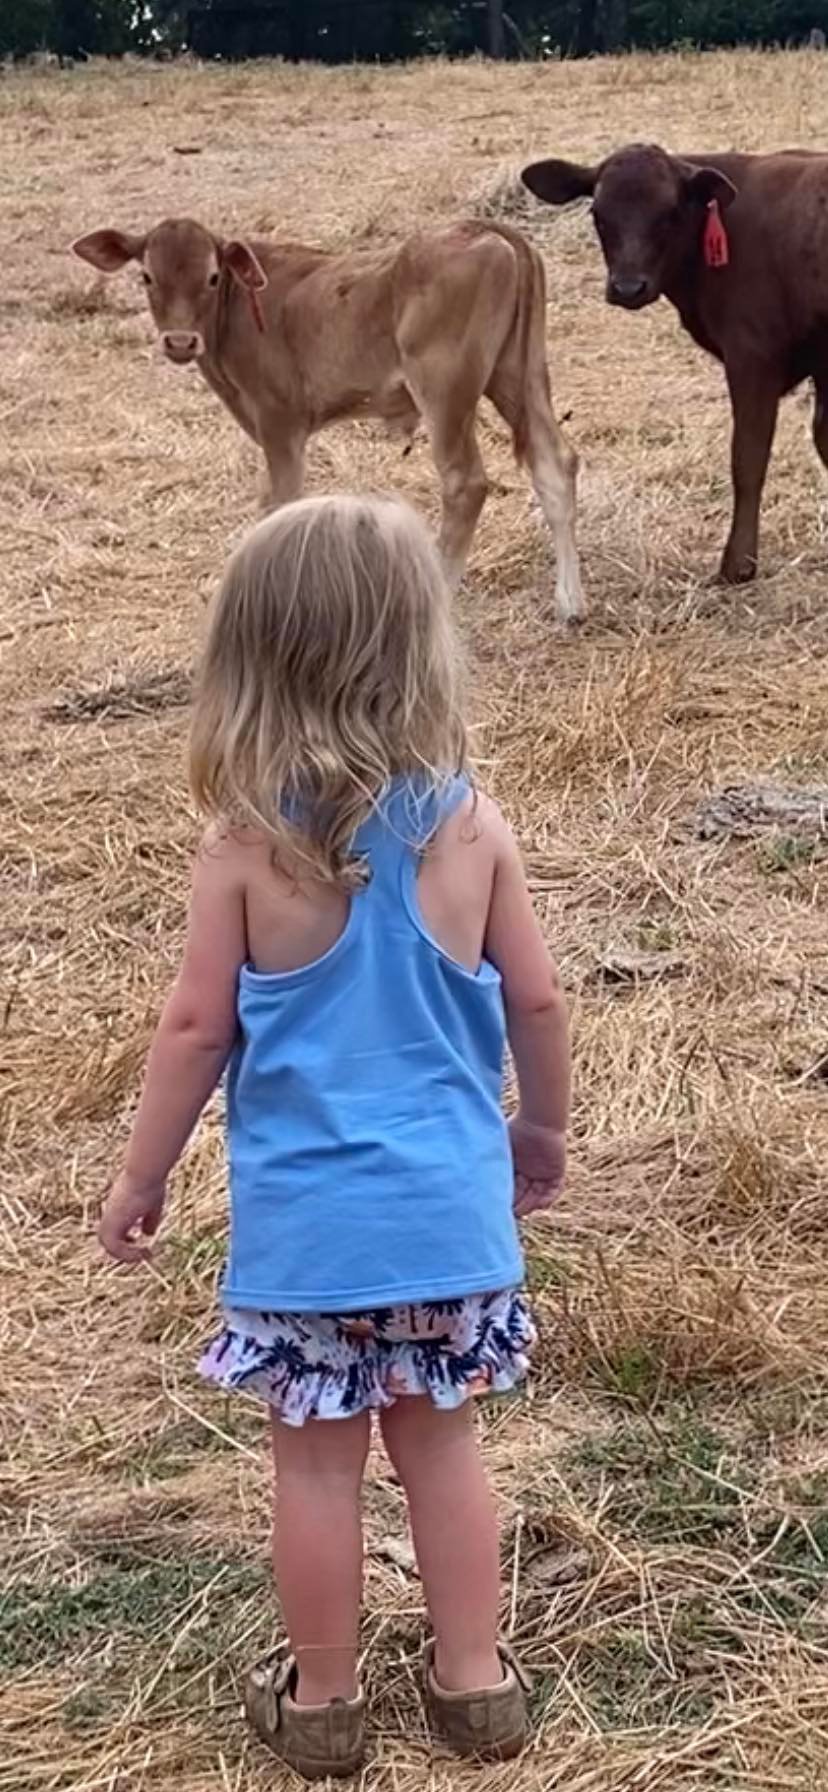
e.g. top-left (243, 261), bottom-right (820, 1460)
top-left (189, 493), bottom-right (467, 886)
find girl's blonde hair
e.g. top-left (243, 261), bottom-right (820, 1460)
top-left (189, 493), bottom-right (467, 885)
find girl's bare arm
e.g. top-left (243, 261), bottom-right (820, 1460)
top-left (482, 801), bottom-right (571, 1209)
top-left (99, 829), bottom-right (247, 1263)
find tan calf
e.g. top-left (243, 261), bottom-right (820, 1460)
top-left (72, 217), bottom-right (584, 622)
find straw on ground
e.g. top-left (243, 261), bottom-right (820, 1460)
top-left (2, 46), bottom-right (828, 1792)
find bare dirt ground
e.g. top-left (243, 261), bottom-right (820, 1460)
top-left (3, 47), bottom-right (828, 1792)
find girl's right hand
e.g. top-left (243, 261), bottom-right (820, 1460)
top-left (99, 1172), bottom-right (167, 1265)
top-left (509, 1116), bottom-right (566, 1217)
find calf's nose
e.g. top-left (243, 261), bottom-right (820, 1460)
top-left (608, 275), bottom-right (649, 307)
top-left (161, 330), bottom-right (203, 361)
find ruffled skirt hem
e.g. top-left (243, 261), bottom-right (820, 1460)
top-left (198, 1291), bottom-right (534, 1427)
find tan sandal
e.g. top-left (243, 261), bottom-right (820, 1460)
top-left (244, 1648), bottom-right (366, 1781)
top-left (424, 1640), bottom-right (530, 1760)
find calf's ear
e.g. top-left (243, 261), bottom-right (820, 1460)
top-left (71, 228), bottom-right (146, 271)
top-left (222, 240), bottom-right (268, 291)
top-left (521, 159), bottom-right (598, 205)
top-left (681, 165), bottom-right (738, 211)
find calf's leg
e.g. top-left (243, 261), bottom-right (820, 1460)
top-left (259, 419), bottom-right (307, 512)
top-left (812, 377), bottom-right (828, 470)
top-left (435, 427), bottom-right (488, 589)
top-left (200, 365), bottom-right (261, 447)
top-left (523, 407), bottom-right (584, 624)
top-left (721, 362), bottom-right (780, 583)
top-left (418, 405), bottom-right (489, 589)
top-left (487, 367), bottom-right (584, 624)
top-left (401, 337), bottom-right (492, 587)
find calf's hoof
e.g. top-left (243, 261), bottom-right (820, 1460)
top-left (718, 552), bottom-right (757, 586)
top-left (553, 587), bottom-right (587, 629)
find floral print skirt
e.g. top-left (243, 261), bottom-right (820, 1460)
top-left (199, 1290), bottom-right (535, 1427)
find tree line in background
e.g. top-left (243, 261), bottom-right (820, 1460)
top-left (3, 0), bottom-right (827, 64)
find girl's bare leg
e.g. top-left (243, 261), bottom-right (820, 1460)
top-left (270, 1410), bottom-right (370, 1705)
top-left (380, 1397), bottom-right (502, 1690)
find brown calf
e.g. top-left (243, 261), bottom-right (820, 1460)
top-left (72, 217), bottom-right (584, 621)
top-left (523, 142), bottom-right (828, 584)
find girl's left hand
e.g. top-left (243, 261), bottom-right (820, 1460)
top-left (99, 1173), bottom-right (167, 1265)
top-left (510, 1117), bottom-right (566, 1217)
top-left (514, 1172), bottom-right (562, 1218)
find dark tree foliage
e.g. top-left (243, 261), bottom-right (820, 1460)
top-left (1, 0), bottom-right (137, 57)
top-left (3, 0), bottom-right (828, 63)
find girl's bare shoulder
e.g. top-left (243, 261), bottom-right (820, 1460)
top-left (197, 821), bottom-right (284, 885)
top-left (437, 788), bottom-right (515, 859)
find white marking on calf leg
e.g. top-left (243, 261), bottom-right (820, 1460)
top-left (524, 414), bottom-right (584, 624)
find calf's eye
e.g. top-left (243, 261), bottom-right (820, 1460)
top-left (208, 270), bottom-right (219, 288)
top-left (141, 270), bottom-right (152, 287)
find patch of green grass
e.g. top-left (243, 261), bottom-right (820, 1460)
top-left (162, 1228), bottom-right (226, 1278)
top-left (61, 1686), bottom-right (114, 1731)
top-left (562, 1415), bottom-right (747, 1546)
top-left (743, 1487), bottom-right (828, 1626)
top-left (561, 1421), bottom-right (828, 1634)
top-left (672, 1596), bottom-right (750, 1655)
top-left (637, 919), bottom-right (677, 952)
top-left (0, 1556), bottom-right (266, 1672)
top-left (114, 1408), bottom-right (263, 1481)
top-left (526, 1249), bottom-right (573, 1295)
top-left (741, 1384), bottom-right (828, 1443)
top-left (782, 1469), bottom-right (828, 1508)
top-left (578, 1626), bottom-right (715, 1729)
top-left (757, 835), bottom-right (820, 875)
top-left (607, 1343), bottom-right (659, 1401)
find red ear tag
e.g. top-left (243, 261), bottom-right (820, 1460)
top-left (249, 288), bottom-right (266, 333)
top-left (703, 199), bottom-right (729, 269)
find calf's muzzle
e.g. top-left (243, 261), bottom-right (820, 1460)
top-left (161, 330), bottom-right (204, 363)
top-left (607, 274), bottom-right (651, 309)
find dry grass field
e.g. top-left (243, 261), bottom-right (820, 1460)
top-left (4, 44), bottom-right (828, 1792)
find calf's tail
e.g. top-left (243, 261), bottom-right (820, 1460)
top-left (508, 232), bottom-right (551, 465)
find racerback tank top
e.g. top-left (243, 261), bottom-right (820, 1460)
top-left (222, 775), bottom-right (523, 1311)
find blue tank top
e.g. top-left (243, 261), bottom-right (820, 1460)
top-left (222, 776), bottom-right (523, 1312)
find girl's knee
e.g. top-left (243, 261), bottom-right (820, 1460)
top-left (271, 1410), bottom-right (371, 1483)
top-left (380, 1396), bottom-right (475, 1475)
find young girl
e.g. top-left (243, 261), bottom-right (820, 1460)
top-left (100, 494), bottom-right (570, 1780)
